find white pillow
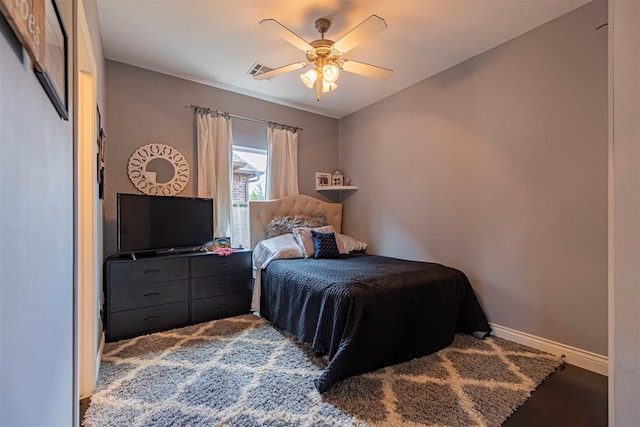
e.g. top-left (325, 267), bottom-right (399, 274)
top-left (335, 233), bottom-right (368, 254)
top-left (253, 233), bottom-right (303, 269)
top-left (292, 225), bottom-right (335, 258)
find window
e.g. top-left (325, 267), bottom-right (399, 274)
top-left (231, 146), bottom-right (266, 249)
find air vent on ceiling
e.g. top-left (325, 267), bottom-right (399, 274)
top-left (248, 62), bottom-right (273, 78)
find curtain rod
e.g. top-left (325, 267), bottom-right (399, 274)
top-left (186, 105), bottom-right (303, 132)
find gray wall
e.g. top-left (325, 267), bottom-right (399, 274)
top-left (339, 1), bottom-right (608, 355)
top-left (104, 61), bottom-right (339, 256)
top-left (610, 0), bottom-right (640, 423)
top-left (0, 2), bottom-right (75, 424)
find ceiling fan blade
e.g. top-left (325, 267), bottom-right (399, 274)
top-left (333, 15), bottom-right (388, 54)
top-left (341, 60), bottom-right (393, 80)
top-left (260, 19), bottom-right (313, 52)
top-left (253, 62), bottom-right (309, 80)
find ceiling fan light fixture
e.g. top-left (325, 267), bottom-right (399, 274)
top-left (322, 63), bottom-right (340, 83)
top-left (300, 69), bottom-right (317, 89)
top-left (258, 15), bottom-right (392, 101)
top-left (322, 81), bottom-right (338, 93)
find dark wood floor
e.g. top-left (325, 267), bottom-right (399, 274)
top-left (80, 364), bottom-right (607, 426)
top-left (80, 397), bottom-right (90, 425)
top-left (505, 364), bottom-right (608, 426)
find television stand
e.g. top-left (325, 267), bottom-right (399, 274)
top-left (160, 246), bottom-right (203, 255)
top-left (104, 249), bottom-right (252, 342)
top-left (126, 250), bottom-right (162, 261)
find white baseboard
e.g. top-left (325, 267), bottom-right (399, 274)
top-left (489, 323), bottom-right (608, 376)
top-left (79, 331), bottom-right (105, 400)
top-left (95, 331), bottom-right (105, 383)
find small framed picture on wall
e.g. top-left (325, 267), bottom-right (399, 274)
top-left (96, 106), bottom-right (106, 199)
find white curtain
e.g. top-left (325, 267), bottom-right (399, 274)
top-left (266, 126), bottom-right (299, 199)
top-left (196, 111), bottom-right (233, 238)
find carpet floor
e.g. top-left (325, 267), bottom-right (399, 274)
top-left (83, 314), bottom-right (562, 426)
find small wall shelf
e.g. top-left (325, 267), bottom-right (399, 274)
top-left (316, 186), bottom-right (358, 192)
top-left (316, 186), bottom-right (358, 202)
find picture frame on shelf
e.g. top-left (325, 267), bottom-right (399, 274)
top-left (34, 0), bottom-right (68, 120)
top-left (214, 237), bottom-right (231, 248)
top-left (315, 172), bottom-right (331, 188)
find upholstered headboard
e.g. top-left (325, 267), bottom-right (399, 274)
top-left (249, 194), bottom-right (342, 249)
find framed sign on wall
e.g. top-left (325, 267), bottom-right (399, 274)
top-left (0, 0), bottom-right (45, 71)
top-left (34, 0), bottom-right (68, 120)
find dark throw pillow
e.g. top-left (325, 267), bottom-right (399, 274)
top-left (312, 230), bottom-right (340, 259)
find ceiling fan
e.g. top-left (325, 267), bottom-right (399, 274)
top-left (254, 15), bottom-right (393, 101)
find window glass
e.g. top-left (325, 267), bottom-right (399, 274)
top-left (232, 146), bottom-right (266, 249)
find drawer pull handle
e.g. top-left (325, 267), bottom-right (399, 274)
top-left (144, 292), bottom-right (161, 297)
top-left (219, 303), bottom-right (229, 307)
top-left (219, 263), bottom-right (230, 267)
top-left (217, 283), bottom-right (231, 287)
top-left (144, 269), bottom-right (160, 274)
top-left (144, 315), bottom-right (160, 321)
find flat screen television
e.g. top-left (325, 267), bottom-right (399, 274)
top-left (117, 193), bottom-right (214, 254)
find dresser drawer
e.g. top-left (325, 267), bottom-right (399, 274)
top-left (191, 292), bottom-right (251, 324)
top-left (109, 279), bottom-right (188, 312)
top-left (109, 258), bottom-right (188, 286)
top-left (191, 273), bottom-right (251, 299)
top-left (191, 252), bottom-right (251, 278)
top-left (108, 301), bottom-right (189, 341)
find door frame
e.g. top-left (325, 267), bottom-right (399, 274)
top-left (76, 0), bottom-right (103, 401)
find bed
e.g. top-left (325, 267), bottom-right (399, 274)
top-left (249, 194), bottom-right (490, 393)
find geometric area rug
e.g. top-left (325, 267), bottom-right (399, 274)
top-left (83, 314), bottom-right (563, 427)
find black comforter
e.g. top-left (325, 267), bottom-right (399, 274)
top-left (260, 253), bottom-right (490, 393)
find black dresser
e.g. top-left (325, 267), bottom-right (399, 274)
top-left (104, 250), bottom-right (252, 342)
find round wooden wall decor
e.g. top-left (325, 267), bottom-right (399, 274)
top-left (127, 143), bottom-right (190, 196)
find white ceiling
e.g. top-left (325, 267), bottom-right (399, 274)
top-left (95, 0), bottom-right (591, 119)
